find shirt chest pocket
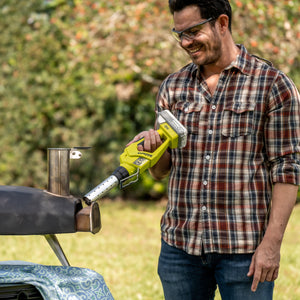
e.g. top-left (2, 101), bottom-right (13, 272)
top-left (222, 102), bottom-right (255, 137)
top-left (172, 101), bottom-right (203, 135)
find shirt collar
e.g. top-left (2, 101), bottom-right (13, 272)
top-left (224, 44), bottom-right (253, 75)
top-left (193, 44), bottom-right (253, 79)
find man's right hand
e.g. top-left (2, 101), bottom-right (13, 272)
top-left (127, 129), bottom-right (171, 180)
top-left (126, 129), bottom-right (163, 153)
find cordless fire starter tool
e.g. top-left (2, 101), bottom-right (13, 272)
top-left (83, 110), bottom-right (187, 204)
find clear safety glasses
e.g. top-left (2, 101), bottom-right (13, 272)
top-left (171, 18), bottom-right (214, 42)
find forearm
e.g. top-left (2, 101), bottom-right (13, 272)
top-left (248, 182), bottom-right (298, 291)
top-left (149, 150), bottom-right (171, 181)
top-left (264, 182), bottom-right (298, 244)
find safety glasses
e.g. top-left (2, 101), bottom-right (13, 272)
top-left (171, 18), bottom-right (214, 42)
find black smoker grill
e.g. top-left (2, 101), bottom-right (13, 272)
top-left (0, 148), bottom-right (102, 299)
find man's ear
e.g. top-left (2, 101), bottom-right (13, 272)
top-left (216, 14), bottom-right (229, 34)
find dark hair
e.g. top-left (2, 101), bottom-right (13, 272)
top-left (168, 0), bottom-right (232, 32)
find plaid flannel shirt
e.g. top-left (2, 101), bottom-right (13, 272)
top-left (157, 45), bottom-right (300, 255)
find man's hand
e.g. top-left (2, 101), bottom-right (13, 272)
top-left (126, 129), bottom-right (163, 152)
top-left (247, 183), bottom-right (298, 292)
top-left (247, 238), bottom-right (280, 292)
top-left (126, 129), bottom-right (171, 180)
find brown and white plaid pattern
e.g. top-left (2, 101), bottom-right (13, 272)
top-left (156, 45), bottom-right (300, 255)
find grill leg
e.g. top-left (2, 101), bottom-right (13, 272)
top-left (44, 234), bottom-right (70, 266)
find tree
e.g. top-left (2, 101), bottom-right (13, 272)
top-left (0, 0), bottom-right (299, 199)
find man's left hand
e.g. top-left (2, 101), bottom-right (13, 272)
top-left (247, 239), bottom-right (280, 292)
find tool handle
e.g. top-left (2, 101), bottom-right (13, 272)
top-left (82, 110), bottom-right (187, 203)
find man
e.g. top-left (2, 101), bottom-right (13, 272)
top-left (130, 0), bottom-right (300, 299)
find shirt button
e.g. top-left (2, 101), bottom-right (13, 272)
top-left (205, 155), bottom-right (211, 161)
top-left (208, 129), bottom-right (213, 135)
top-left (203, 180), bottom-right (208, 186)
top-left (202, 206), bottom-right (207, 212)
top-left (212, 105), bottom-right (216, 110)
top-left (184, 107), bottom-right (189, 113)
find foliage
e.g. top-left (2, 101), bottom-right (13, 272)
top-left (0, 0), bottom-right (299, 199)
top-left (232, 0), bottom-right (300, 73)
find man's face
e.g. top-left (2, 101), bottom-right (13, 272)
top-left (173, 5), bottom-right (222, 67)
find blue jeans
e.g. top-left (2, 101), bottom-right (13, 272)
top-left (158, 239), bottom-right (274, 300)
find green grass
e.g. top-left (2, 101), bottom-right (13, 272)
top-left (0, 201), bottom-right (299, 300)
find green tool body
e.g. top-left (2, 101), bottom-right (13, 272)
top-left (83, 110), bottom-right (187, 204)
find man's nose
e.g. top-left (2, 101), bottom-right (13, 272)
top-left (180, 35), bottom-right (194, 47)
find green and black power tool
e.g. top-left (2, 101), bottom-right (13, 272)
top-left (83, 110), bottom-right (187, 205)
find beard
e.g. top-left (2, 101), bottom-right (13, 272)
top-left (183, 31), bottom-right (223, 67)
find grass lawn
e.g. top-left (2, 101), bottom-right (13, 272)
top-left (0, 200), bottom-right (299, 300)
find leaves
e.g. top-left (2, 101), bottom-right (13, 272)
top-left (231, 0), bottom-right (300, 72)
top-left (0, 0), bottom-right (299, 198)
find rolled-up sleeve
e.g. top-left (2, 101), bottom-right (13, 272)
top-left (265, 72), bottom-right (300, 185)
